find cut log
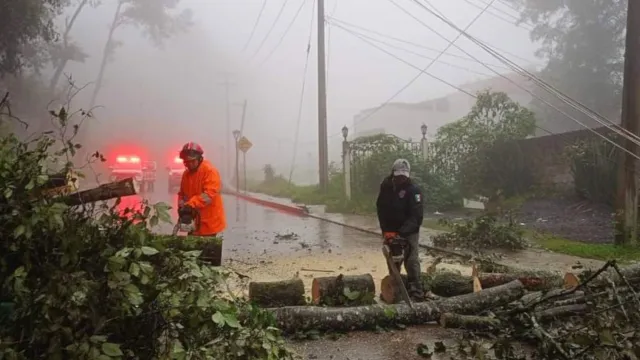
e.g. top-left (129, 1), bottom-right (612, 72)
top-left (440, 313), bottom-right (501, 331)
top-left (440, 304), bottom-right (587, 331)
top-left (566, 262), bottom-right (640, 288)
top-left (380, 271), bottom-right (563, 304)
top-left (518, 289), bottom-right (585, 307)
top-left (311, 274), bottom-right (375, 306)
top-left (249, 279), bottom-right (306, 308)
top-left (268, 280), bottom-right (525, 333)
top-left (535, 304), bottom-right (587, 322)
top-left (62, 177), bottom-right (138, 206)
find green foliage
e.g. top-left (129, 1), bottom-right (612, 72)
top-left (350, 134), bottom-right (461, 212)
top-left (432, 90), bottom-right (536, 201)
top-left (0, 108), bottom-right (293, 359)
top-left (566, 135), bottom-right (617, 205)
top-left (0, 0), bottom-right (65, 75)
top-left (432, 214), bottom-right (528, 251)
top-left (262, 164), bottom-right (275, 183)
top-left (510, 0), bottom-right (625, 132)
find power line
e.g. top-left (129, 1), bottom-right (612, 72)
top-left (257, 0), bottom-right (308, 66)
top-left (329, 21), bottom-right (495, 77)
top-left (458, 0), bottom-right (534, 31)
top-left (416, 0), bottom-right (639, 145)
top-left (328, 16), bottom-right (511, 70)
top-left (289, 0), bottom-right (316, 183)
top-left (242, 0), bottom-right (267, 51)
top-left (327, 0), bottom-right (496, 139)
top-left (408, 0), bottom-right (640, 159)
top-left (248, 0), bottom-right (291, 61)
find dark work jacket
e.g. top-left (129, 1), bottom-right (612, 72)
top-left (375, 176), bottom-right (424, 236)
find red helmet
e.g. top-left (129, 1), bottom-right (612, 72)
top-left (179, 142), bottom-right (204, 160)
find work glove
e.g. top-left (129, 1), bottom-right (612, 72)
top-left (382, 232), bottom-right (399, 244)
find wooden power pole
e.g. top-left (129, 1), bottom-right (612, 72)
top-left (317, 0), bottom-right (329, 192)
top-left (615, 0), bottom-right (640, 245)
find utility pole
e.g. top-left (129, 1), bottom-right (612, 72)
top-left (239, 100), bottom-right (248, 193)
top-left (317, 0), bottom-right (329, 192)
top-left (239, 99), bottom-right (248, 136)
top-left (615, 0), bottom-right (640, 245)
top-left (218, 73), bottom-right (235, 181)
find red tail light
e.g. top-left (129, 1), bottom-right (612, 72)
top-left (116, 156), bottom-right (141, 163)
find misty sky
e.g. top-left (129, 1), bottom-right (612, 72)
top-left (56, 0), bottom-right (540, 182)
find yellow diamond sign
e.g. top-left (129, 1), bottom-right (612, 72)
top-left (238, 136), bottom-right (252, 153)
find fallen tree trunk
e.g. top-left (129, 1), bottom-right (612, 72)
top-left (440, 303), bottom-right (587, 331)
top-left (311, 274), bottom-right (375, 306)
top-left (62, 177), bottom-right (138, 206)
top-left (381, 271), bottom-right (563, 303)
top-left (440, 313), bottom-right (501, 331)
top-left (249, 279), bottom-right (306, 308)
top-left (268, 280), bottom-right (525, 333)
top-left (535, 304), bottom-right (587, 322)
top-left (575, 263), bottom-right (640, 288)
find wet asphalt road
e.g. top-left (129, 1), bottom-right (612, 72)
top-left (118, 188), bottom-right (379, 257)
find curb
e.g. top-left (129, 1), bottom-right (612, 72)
top-left (222, 189), bottom-right (308, 217)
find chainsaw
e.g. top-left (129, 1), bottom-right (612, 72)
top-left (382, 236), bottom-right (414, 309)
top-left (172, 206), bottom-right (196, 236)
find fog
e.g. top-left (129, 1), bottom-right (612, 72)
top-left (48, 0), bottom-right (539, 184)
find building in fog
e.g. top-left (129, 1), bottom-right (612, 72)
top-left (350, 72), bottom-right (535, 140)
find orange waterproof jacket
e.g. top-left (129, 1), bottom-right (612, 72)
top-left (178, 160), bottom-right (226, 235)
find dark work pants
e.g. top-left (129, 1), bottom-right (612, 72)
top-left (387, 232), bottom-right (423, 299)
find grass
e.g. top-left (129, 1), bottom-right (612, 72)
top-left (531, 233), bottom-right (640, 263)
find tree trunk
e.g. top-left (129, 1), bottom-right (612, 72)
top-left (61, 177), bottom-right (138, 206)
top-left (535, 304), bottom-right (587, 322)
top-left (440, 304), bottom-right (587, 331)
top-left (88, 0), bottom-right (123, 111)
top-left (248, 279), bottom-right (306, 308)
top-left (439, 313), bottom-right (501, 331)
top-left (311, 274), bottom-right (375, 306)
top-left (49, 0), bottom-right (88, 93)
top-left (581, 262), bottom-right (640, 288)
top-left (380, 271), bottom-right (563, 304)
top-left (268, 280), bottom-right (525, 333)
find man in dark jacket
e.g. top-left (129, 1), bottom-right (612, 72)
top-left (376, 158), bottom-right (425, 301)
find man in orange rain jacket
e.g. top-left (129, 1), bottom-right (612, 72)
top-left (178, 142), bottom-right (227, 265)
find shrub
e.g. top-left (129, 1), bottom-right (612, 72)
top-left (0, 108), bottom-right (293, 359)
top-left (432, 214), bottom-right (528, 252)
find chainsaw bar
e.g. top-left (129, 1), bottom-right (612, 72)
top-left (382, 244), bottom-right (414, 309)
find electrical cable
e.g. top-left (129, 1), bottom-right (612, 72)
top-left (417, 0), bottom-right (634, 139)
top-left (329, 22), bottom-right (494, 77)
top-left (416, 0), bottom-right (640, 147)
top-left (328, 16), bottom-right (511, 70)
top-left (257, 0), bottom-right (308, 66)
top-left (248, 0), bottom-right (291, 61)
top-left (242, 0), bottom-right (267, 51)
top-left (405, 0), bottom-right (640, 159)
top-left (289, 0), bottom-right (316, 183)
top-left (331, 24), bottom-right (640, 176)
top-left (459, 0), bottom-right (533, 31)
top-left (326, 0), bottom-right (497, 139)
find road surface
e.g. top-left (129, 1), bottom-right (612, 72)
top-left (112, 180), bottom-right (463, 359)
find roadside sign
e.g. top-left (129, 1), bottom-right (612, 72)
top-left (238, 136), bottom-right (253, 153)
